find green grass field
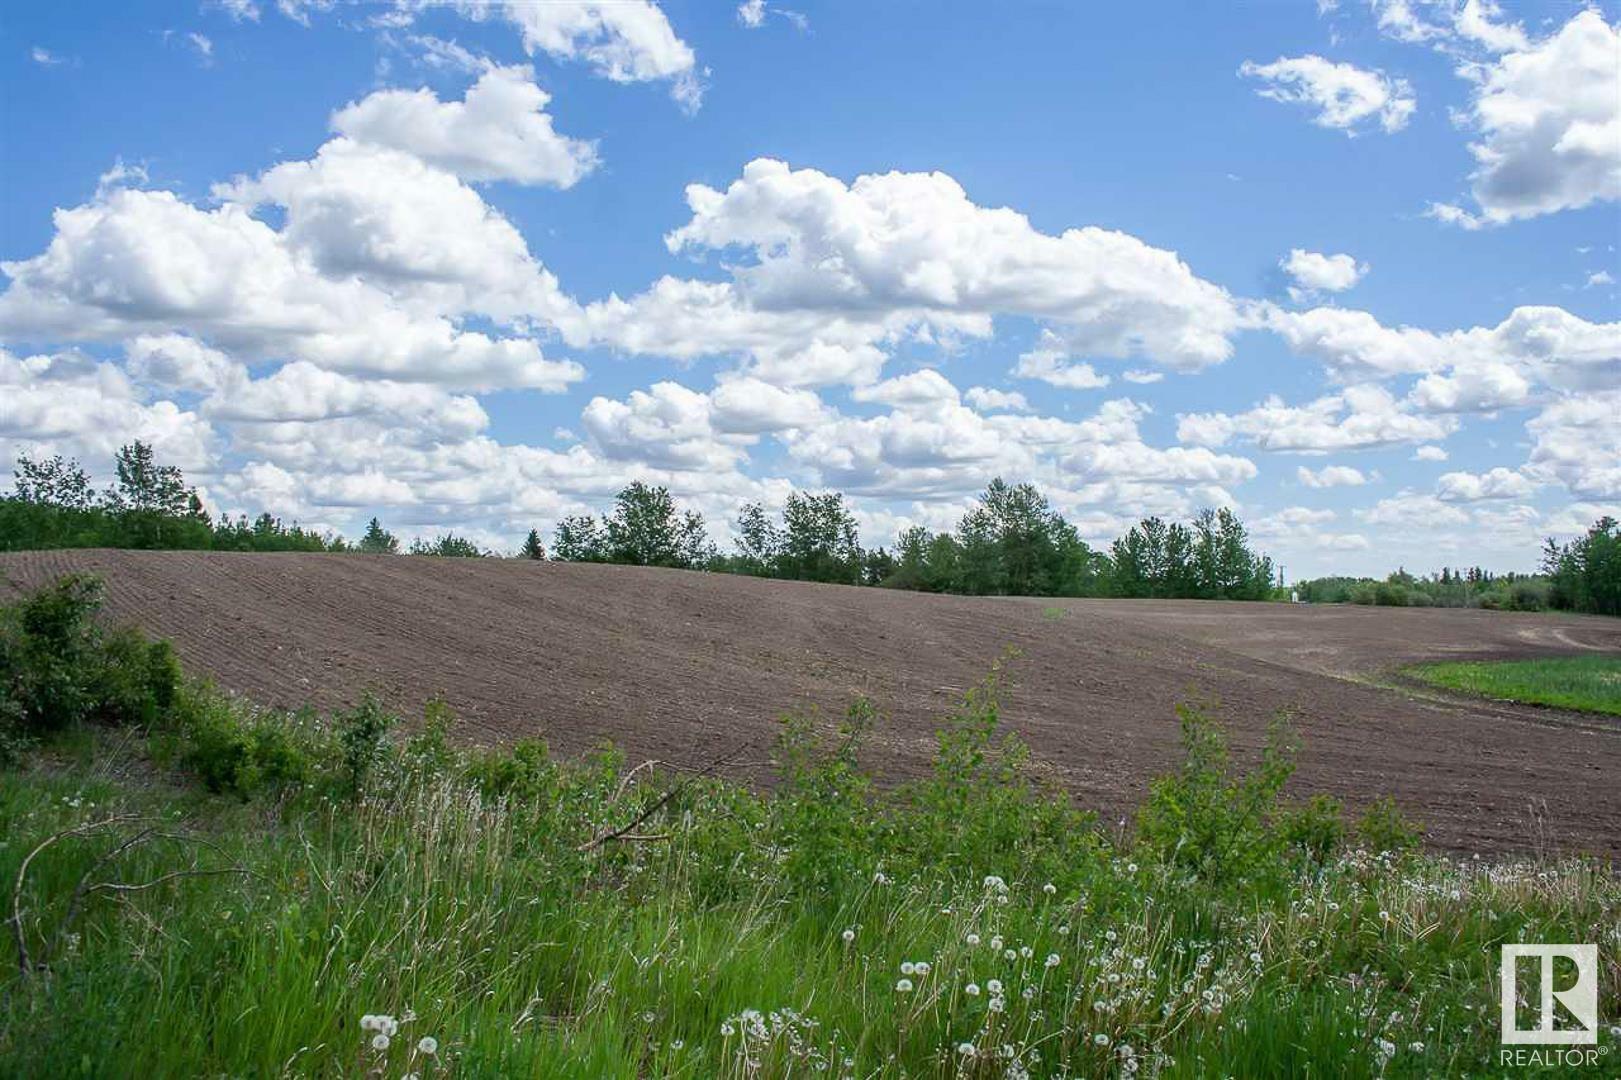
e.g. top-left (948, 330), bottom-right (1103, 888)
top-left (1408, 655), bottom-right (1621, 716)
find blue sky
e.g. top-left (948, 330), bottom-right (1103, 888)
top-left (1, 0), bottom-right (1616, 577)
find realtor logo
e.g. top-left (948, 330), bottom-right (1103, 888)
top-left (1501, 944), bottom-right (1598, 1045)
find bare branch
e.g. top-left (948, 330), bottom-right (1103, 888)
top-left (10, 814), bottom-right (139, 978)
top-left (576, 744), bottom-right (751, 852)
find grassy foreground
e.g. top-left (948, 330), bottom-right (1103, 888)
top-left (1409, 655), bottom-right (1621, 716)
top-left (2, 577), bottom-right (1619, 1076)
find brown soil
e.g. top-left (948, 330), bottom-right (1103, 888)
top-left (4, 550), bottom-right (1619, 856)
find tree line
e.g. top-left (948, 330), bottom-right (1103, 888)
top-left (1290, 517), bottom-right (1618, 616)
top-left (535, 475), bottom-right (1276, 601)
top-left (0, 445), bottom-right (499, 559)
top-left (5, 446), bottom-right (1613, 614)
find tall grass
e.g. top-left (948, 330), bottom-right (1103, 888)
top-left (4, 732), bottom-right (1617, 1077)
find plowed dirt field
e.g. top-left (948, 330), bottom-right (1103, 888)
top-left (5, 550), bottom-right (1618, 855)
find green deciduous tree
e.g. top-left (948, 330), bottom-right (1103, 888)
top-left (553, 515), bottom-right (607, 562)
top-left (1543, 516), bottom-right (1620, 616)
top-left (109, 441), bottom-right (191, 517)
top-left (13, 453), bottom-right (94, 510)
top-left (779, 491), bottom-right (863, 584)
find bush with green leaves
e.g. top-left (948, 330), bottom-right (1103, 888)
top-left (1135, 705), bottom-right (1300, 884)
top-left (177, 690), bottom-right (315, 797)
top-left (1356, 795), bottom-right (1424, 855)
top-left (1276, 793), bottom-right (1348, 868)
top-left (0, 574), bottom-right (181, 740)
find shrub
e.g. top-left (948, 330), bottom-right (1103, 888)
top-left (179, 690), bottom-right (312, 797)
top-left (770, 699), bottom-right (878, 899)
top-left (401, 697), bottom-right (457, 778)
top-left (1136, 706), bottom-right (1298, 883)
top-left (465, 737), bottom-right (556, 801)
top-left (1277, 793), bottom-right (1347, 867)
top-left (1356, 795), bottom-right (1424, 854)
top-left (898, 655), bottom-right (1096, 882)
top-left (1507, 579), bottom-right (1550, 611)
top-left (330, 696), bottom-right (397, 802)
top-left (0, 574), bottom-right (181, 738)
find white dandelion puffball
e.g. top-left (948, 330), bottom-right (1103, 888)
top-left (1043, 882), bottom-right (1057, 895)
top-left (900, 961), bottom-right (916, 976)
top-left (417, 1036), bottom-right (438, 1055)
top-left (957, 1043), bottom-right (977, 1057)
top-left (371, 1033), bottom-right (391, 1051)
top-left (1094, 1032), bottom-right (1110, 1046)
top-left (987, 979), bottom-right (1003, 995)
top-left (1046, 953), bottom-right (1061, 968)
top-left (842, 928), bottom-right (855, 943)
top-left (915, 961), bottom-right (931, 975)
top-left (966, 933), bottom-right (981, 946)
top-left (965, 982), bottom-right (981, 996)
top-left (896, 977), bottom-right (914, 992)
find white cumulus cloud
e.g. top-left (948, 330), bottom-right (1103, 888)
top-left (331, 65), bottom-right (598, 187)
top-left (1426, 9), bottom-right (1620, 227)
top-left (1297, 464), bottom-right (1371, 488)
top-left (1239, 54), bottom-right (1416, 134)
top-left (1280, 248), bottom-right (1366, 303)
